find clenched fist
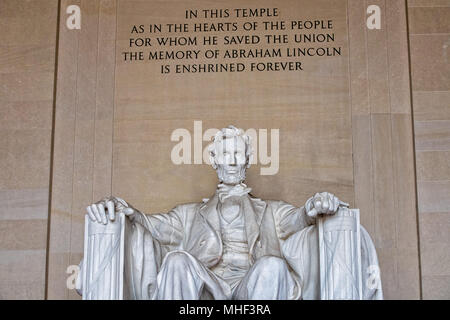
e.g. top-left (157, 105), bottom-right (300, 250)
top-left (86, 196), bottom-right (135, 225)
top-left (304, 192), bottom-right (349, 219)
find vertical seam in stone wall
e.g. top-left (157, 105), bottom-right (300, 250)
top-left (92, 1), bottom-right (101, 205)
top-left (405, 0), bottom-right (424, 300)
top-left (111, 0), bottom-right (119, 197)
top-left (385, 0), bottom-right (399, 273)
top-left (384, 0), bottom-right (392, 115)
top-left (112, 0), bottom-right (118, 196)
top-left (68, 0), bottom-right (83, 300)
top-left (364, 0), bottom-right (377, 242)
top-left (365, 0), bottom-right (371, 115)
top-left (346, 0), bottom-right (356, 208)
top-left (107, 0), bottom-right (117, 196)
top-left (45, 0), bottom-right (62, 300)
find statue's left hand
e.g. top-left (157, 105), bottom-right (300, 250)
top-left (305, 192), bottom-right (348, 219)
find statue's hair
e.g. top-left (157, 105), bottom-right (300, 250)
top-left (208, 125), bottom-right (253, 169)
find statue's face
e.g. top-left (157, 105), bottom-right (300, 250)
top-left (214, 136), bottom-right (248, 185)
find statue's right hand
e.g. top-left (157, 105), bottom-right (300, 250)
top-left (86, 196), bottom-right (135, 225)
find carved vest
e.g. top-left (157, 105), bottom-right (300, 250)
top-left (183, 193), bottom-right (282, 268)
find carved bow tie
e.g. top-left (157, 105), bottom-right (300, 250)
top-left (217, 183), bottom-right (252, 203)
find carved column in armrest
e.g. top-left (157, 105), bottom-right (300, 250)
top-left (81, 212), bottom-right (129, 300)
top-left (318, 208), bottom-right (363, 300)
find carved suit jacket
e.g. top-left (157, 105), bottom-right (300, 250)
top-left (134, 192), bottom-right (311, 268)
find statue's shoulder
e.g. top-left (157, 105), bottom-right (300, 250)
top-left (261, 198), bottom-right (279, 205)
top-left (172, 201), bottom-right (203, 213)
top-left (249, 195), bottom-right (277, 207)
top-left (256, 198), bottom-right (297, 212)
top-left (249, 195), bottom-right (283, 213)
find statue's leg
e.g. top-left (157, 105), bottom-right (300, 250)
top-left (153, 250), bottom-right (231, 300)
top-left (233, 256), bottom-right (300, 300)
top-left (282, 226), bottom-right (320, 300)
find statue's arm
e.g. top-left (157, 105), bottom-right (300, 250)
top-left (85, 196), bottom-right (185, 247)
top-left (274, 192), bottom-right (347, 240)
top-left (129, 207), bottom-right (184, 247)
top-left (79, 197), bottom-right (187, 299)
top-left (272, 201), bottom-right (314, 240)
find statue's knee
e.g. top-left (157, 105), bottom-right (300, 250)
top-left (163, 251), bottom-right (191, 268)
top-left (256, 256), bottom-right (287, 273)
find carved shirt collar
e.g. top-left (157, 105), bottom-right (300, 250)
top-left (217, 183), bottom-right (252, 202)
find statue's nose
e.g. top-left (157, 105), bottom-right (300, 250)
top-left (230, 153), bottom-right (238, 165)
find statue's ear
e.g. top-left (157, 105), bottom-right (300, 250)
top-left (246, 154), bottom-right (252, 168)
top-left (209, 150), bottom-right (217, 169)
top-left (246, 136), bottom-right (253, 168)
top-left (206, 141), bottom-right (217, 169)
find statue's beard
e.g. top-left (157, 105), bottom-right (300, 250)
top-left (216, 165), bottom-right (246, 185)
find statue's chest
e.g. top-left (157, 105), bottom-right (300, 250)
top-left (219, 201), bottom-right (247, 244)
top-left (220, 201), bottom-right (241, 224)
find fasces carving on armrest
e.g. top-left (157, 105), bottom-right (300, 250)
top-left (81, 212), bottom-right (127, 300)
top-left (318, 208), bottom-right (363, 300)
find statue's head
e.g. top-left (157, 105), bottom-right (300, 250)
top-left (208, 125), bottom-right (253, 185)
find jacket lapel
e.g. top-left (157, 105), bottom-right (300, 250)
top-left (199, 192), bottom-right (221, 232)
top-left (183, 193), bottom-right (222, 268)
top-left (241, 195), bottom-right (267, 260)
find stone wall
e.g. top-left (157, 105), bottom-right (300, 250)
top-left (46, 0), bottom-right (421, 299)
top-left (0, 0), bottom-right (449, 300)
top-left (408, 0), bottom-right (450, 300)
top-left (0, 0), bottom-right (58, 299)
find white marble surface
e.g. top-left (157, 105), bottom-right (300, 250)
top-left (78, 126), bottom-right (382, 300)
